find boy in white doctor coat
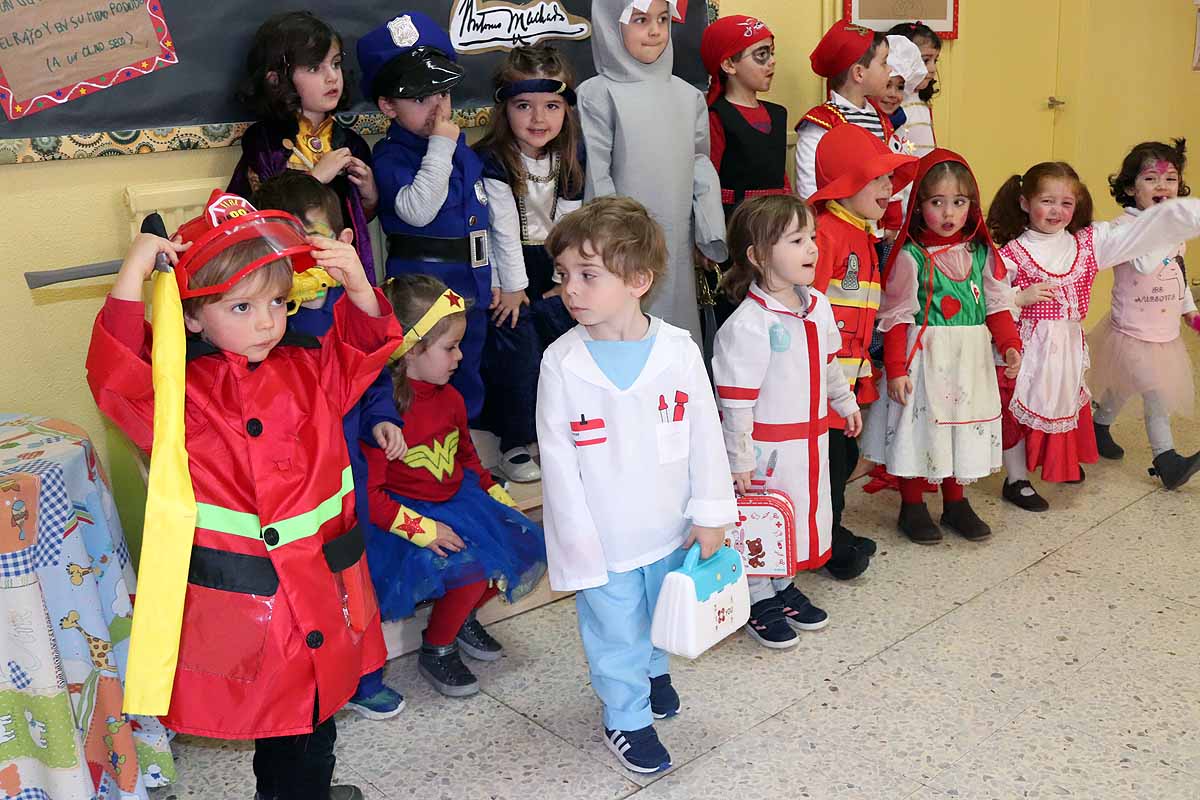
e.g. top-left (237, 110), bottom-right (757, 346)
top-left (536, 197), bottom-right (738, 775)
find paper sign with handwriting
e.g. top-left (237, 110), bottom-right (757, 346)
top-left (450, 0), bottom-right (590, 54)
top-left (0, 0), bottom-right (176, 120)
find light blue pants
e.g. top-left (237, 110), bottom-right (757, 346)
top-left (575, 548), bottom-right (686, 731)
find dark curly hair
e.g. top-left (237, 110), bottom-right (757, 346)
top-left (237, 11), bottom-right (350, 121)
top-left (887, 22), bottom-right (941, 102)
top-left (1108, 139), bottom-right (1190, 208)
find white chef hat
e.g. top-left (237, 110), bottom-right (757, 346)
top-left (885, 34), bottom-right (927, 91)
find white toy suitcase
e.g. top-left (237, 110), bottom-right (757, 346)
top-left (724, 489), bottom-right (797, 578)
top-left (650, 543), bottom-right (750, 659)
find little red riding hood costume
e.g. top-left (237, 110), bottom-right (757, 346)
top-left (87, 192), bottom-right (404, 738)
top-left (809, 124), bottom-right (916, 419)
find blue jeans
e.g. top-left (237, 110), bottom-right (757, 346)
top-left (575, 548), bottom-right (685, 731)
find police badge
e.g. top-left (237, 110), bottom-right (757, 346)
top-left (388, 15), bottom-right (421, 48)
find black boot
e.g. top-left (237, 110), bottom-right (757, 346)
top-left (418, 638), bottom-right (479, 697)
top-left (1149, 449), bottom-right (1200, 490)
top-left (941, 498), bottom-right (992, 541)
top-left (1094, 422), bottom-right (1125, 460)
top-left (825, 526), bottom-right (870, 580)
top-left (898, 502), bottom-right (942, 544)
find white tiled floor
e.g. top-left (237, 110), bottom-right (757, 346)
top-left (152, 381), bottom-right (1200, 800)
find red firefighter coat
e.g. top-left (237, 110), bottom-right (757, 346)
top-left (86, 291), bottom-right (404, 739)
top-left (814, 207), bottom-right (883, 423)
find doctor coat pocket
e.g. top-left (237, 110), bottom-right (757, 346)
top-left (656, 420), bottom-right (690, 464)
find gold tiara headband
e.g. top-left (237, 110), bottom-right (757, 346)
top-left (393, 288), bottom-right (465, 358)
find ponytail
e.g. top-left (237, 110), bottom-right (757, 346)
top-left (986, 175), bottom-right (1027, 246)
top-left (986, 162), bottom-right (1094, 246)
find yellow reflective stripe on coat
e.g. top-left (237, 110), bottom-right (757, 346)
top-left (123, 271), bottom-right (197, 717)
top-left (194, 465), bottom-right (354, 548)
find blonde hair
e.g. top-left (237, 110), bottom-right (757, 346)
top-left (382, 274), bottom-right (468, 413)
top-left (181, 238), bottom-right (294, 316)
top-left (545, 196), bottom-right (667, 287)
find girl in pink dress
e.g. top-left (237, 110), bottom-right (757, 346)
top-left (987, 161), bottom-right (1200, 511)
top-left (1089, 139), bottom-right (1200, 489)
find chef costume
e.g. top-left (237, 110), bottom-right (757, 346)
top-left (577, 0), bottom-right (728, 344)
top-left (536, 317), bottom-right (737, 733)
top-left (359, 11), bottom-right (492, 420)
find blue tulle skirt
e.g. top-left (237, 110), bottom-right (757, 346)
top-left (364, 470), bottom-right (547, 621)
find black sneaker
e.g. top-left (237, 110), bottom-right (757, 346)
top-left (456, 611), bottom-right (503, 662)
top-left (603, 725), bottom-right (671, 773)
top-left (1002, 479), bottom-right (1050, 512)
top-left (417, 639), bottom-right (479, 697)
top-left (746, 596), bottom-right (800, 648)
top-left (775, 584), bottom-right (829, 631)
top-left (650, 674), bottom-right (680, 719)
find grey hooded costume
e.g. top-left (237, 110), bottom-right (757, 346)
top-left (578, 0), bottom-right (728, 342)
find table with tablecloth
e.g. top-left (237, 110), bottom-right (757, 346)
top-left (0, 413), bottom-right (174, 799)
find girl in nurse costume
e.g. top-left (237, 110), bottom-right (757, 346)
top-left (864, 150), bottom-right (1022, 544)
top-left (987, 161), bottom-right (1200, 511)
top-left (713, 195), bottom-right (861, 649)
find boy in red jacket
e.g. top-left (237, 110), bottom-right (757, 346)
top-left (86, 191), bottom-right (404, 800)
top-left (809, 125), bottom-right (917, 578)
top-left (795, 20), bottom-right (893, 202)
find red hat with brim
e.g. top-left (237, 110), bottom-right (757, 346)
top-left (173, 190), bottom-right (316, 299)
top-left (807, 124), bottom-right (918, 206)
top-left (701, 15), bottom-right (774, 105)
top-left (810, 19), bottom-right (875, 78)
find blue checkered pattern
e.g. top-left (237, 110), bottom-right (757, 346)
top-left (0, 460), bottom-right (70, 578)
top-left (11, 790), bottom-right (52, 800)
top-left (7, 659), bottom-right (32, 689)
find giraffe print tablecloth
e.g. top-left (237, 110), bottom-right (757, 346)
top-left (0, 414), bottom-right (174, 800)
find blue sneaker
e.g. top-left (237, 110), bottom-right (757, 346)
top-left (776, 585), bottom-right (829, 632)
top-left (650, 674), bottom-right (680, 719)
top-left (344, 685), bottom-right (405, 720)
top-left (603, 725), bottom-right (672, 774)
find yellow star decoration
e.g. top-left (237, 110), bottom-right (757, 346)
top-left (141, 61), bottom-right (150, 68)
top-left (79, 88), bottom-right (88, 95)
top-left (163, 39), bottom-right (173, 48)
top-left (14, 104), bottom-right (22, 113)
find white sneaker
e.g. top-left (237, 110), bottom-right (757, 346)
top-left (499, 446), bottom-right (541, 483)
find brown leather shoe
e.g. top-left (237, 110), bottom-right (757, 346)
top-left (898, 502), bottom-right (942, 544)
top-left (941, 498), bottom-right (992, 541)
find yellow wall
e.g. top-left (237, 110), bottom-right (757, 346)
top-left (2, 0), bottom-right (1198, 547)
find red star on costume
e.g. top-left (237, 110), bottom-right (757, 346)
top-left (397, 512), bottom-right (427, 538)
top-left (445, 290), bottom-right (462, 308)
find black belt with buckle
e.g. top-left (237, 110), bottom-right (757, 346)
top-left (388, 231), bottom-right (489, 268)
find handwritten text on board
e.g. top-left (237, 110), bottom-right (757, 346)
top-left (0, 0), bottom-right (176, 120)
